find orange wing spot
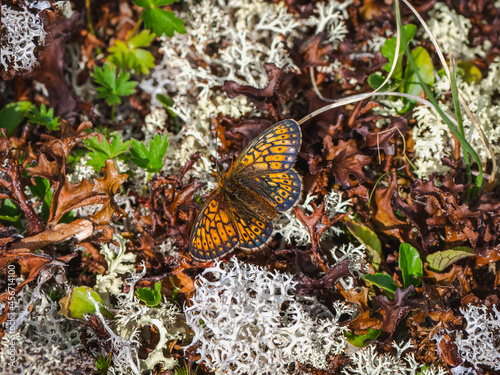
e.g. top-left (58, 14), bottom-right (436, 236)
top-left (271, 163), bottom-right (281, 169)
top-left (265, 155), bottom-right (287, 162)
top-left (210, 229), bottom-right (221, 247)
top-left (251, 225), bottom-right (261, 234)
top-left (270, 146), bottom-right (286, 153)
top-left (217, 222), bottom-right (228, 242)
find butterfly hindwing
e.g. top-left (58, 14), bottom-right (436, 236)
top-left (240, 169), bottom-right (301, 212)
top-left (233, 213), bottom-right (274, 250)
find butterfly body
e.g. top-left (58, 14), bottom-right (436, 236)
top-left (190, 119), bottom-right (302, 261)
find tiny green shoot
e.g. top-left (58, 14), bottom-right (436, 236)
top-left (92, 63), bottom-right (138, 122)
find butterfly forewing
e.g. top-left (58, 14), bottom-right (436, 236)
top-left (233, 119), bottom-right (302, 174)
top-left (189, 192), bottom-right (239, 261)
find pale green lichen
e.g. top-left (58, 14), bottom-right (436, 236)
top-left (455, 304), bottom-right (500, 371)
top-left (185, 259), bottom-right (353, 374)
top-left (343, 341), bottom-right (447, 375)
top-left (95, 235), bottom-right (136, 295)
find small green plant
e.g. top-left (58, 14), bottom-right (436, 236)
top-left (398, 243), bottom-right (423, 289)
top-left (134, 0), bottom-right (186, 38)
top-left (345, 327), bottom-right (382, 347)
top-left (136, 281), bottom-right (162, 307)
top-left (92, 63), bottom-right (138, 122)
top-left (0, 199), bottom-right (21, 228)
top-left (59, 286), bottom-right (113, 319)
top-left (28, 177), bottom-right (52, 221)
top-left (363, 242), bottom-right (423, 297)
top-left (0, 101), bottom-right (31, 136)
top-left (46, 286), bottom-right (65, 303)
top-left (156, 93), bottom-right (178, 118)
top-left (173, 362), bottom-right (199, 375)
top-left (346, 220), bottom-right (382, 271)
top-left (94, 353), bottom-right (112, 375)
top-left (67, 148), bottom-right (87, 169)
top-left (108, 29), bottom-right (155, 75)
top-left (26, 103), bottom-right (61, 131)
top-left (368, 24), bottom-right (435, 113)
top-left (83, 134), bottom-right (132, 172)
top-left (130, 133), bottom-right (169, 177)
top-left (426, 247), bottom-right (474, 272)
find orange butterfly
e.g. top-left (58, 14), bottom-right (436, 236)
top-left (190, 119), bottom-right (302, 261)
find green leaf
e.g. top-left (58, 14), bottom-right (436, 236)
top-left (156, 93), bottom-right (177, 118)
top-left (381, 24), bottom-right (417, 79)
top-left (458, 61), bottom-right (482, 84)
top-left (26, 103), bottom-right (61, 131)
top-left (346, 221), bottom-right (382, 271)
top-left (136, 281), bottom-right (162, 307)
top-left (92, 63), bottom-right (137, 106)
top-left (94, 354), bottom-right (112, 375)
top-left (130, 133), bottom-right (169, 173)
top-left (108, 29), bottom-right (156, 75)
top-left (399, 243), bottom-right (423, 289)
top-left (0, 101), bottom-right (31, 136)
top-left (28, 176), bottom-right (51, 199)
top-left (363, 273), bottom-right (398, 294)
top-left (0, 199), bottom-right (21, 223)
top-left (83, 134), bottom-right (132, 171)
top-left (135, 0), bottom-right (186, 37)
top-left (345, 328), bottom-right (382, 347)
top-left (399, 46), bottom-right (435, 113)
top-left (59, 286), bottom-right (113, 319)
top-left (27, 177), bottom-right (53, 221)
top-left (367, 74), bottom-right (388, 90)
top-left (67, 148), bottom-right (87, 169)
top-left (426, 247), bottom-right (474, 272)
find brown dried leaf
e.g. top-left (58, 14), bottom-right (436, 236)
top-left (29, 13), bottom-right (81, 119)
top-left (372, 174), bottom-right (407, 229)
top-left (223, 63), bottom-right (284, 120)
top-left (49, 160), bottom-right (128, 224)
top-left (10, 219), bottom-right (93, 251)
top-left (374, 286), bottom-right (420, 340)
top-left (0, 251), bottom-right (76, 304)
top-left (323, 137), bottom-right (372, 188)
top-left (437, 334), bottom-right (463, 367)
top-left (300, 33), bottom-right (334, 68)
top-left (295, 260), bottom-right (353, 296)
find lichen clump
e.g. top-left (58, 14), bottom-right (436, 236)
top-left (185, 259), bottom-right (352, 374)
top-left (1, 4), bottom-right (47, 71)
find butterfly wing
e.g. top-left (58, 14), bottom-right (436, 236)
top-left (232, 119), bottom-right (302, 212)
top-left (232, 119), bottom-right (302, 174)
top-left (225, 186), bottom-right (276, 250)
top-left (189, 192), bottom-right (239, 261)
top-left (238, 169), bottom-right (302, 213)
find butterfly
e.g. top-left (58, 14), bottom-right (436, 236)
top-left (189, 119), bottom-right (302, 261)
